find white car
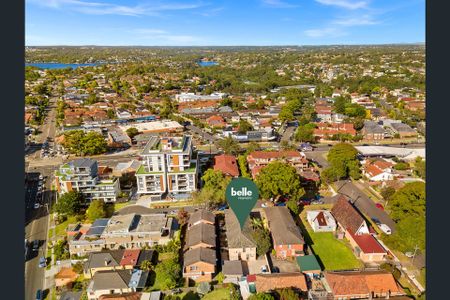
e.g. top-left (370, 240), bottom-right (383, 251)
top-left (379, 224), bottom-right (392, 235)
top-left (34, 203), bottom-right (40, 209)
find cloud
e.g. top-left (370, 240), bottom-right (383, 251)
top-left (333, 14), bottom-right (378, 26)
top-left (196, 6), bottom-right (224, 17)
top-left (131, 28), bottom-right (202, 44)
top-left (304, 27), bottom-right (347, 38)
top-left (315, 0), bottom-right (368, 10)
top-left (262, 0), bottom-right (299, 8)
top-left (26, 0), bottom-right (205, 17)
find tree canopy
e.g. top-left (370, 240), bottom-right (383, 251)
top-left (322, 143), bottom-right (361, 182)
top-left (62, 130), bottom-right (108, 156)
top-left (217, 136), bottom-right (241, 155)
top-left (294, 123), bottom-right (316, 143)
top-left (86, 199), bottom-right (107, 222)
top-left (54, 191), bottom-right (84, 216)
top-left (193, 169), bottom-right (231, 207)
top-left (255, 161), bottom-right (305, 201)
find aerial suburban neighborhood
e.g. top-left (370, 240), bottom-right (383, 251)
top-left (24, 44), bottom-right (425, 300)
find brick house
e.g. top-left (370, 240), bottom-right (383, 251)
top-left (263, 207), bottom-right (305, 259)
top-left (214, 154), bottom-right (240, 177)
top-left (182, 247), bottom-right (217, 283)
top-left (247, 150), bottom-right (308, 179)
top-left (331, 196), bottom-right (387, 263)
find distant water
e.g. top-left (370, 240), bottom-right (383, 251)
top-left (198, 61), bottom-right (219, 67)
top-left (25, 62), bottom-right (99, 69)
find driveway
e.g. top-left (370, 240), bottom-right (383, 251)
top-left (334, 180), bottom-right (396, 232)
top-left (305, 151), bottom-right (329, 169)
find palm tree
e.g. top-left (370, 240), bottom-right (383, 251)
top-left (140, 260), bottom-right (153, 271)
top-left (250, 217), bottom-right (263, 229)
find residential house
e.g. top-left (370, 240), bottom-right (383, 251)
top-left (224, 209), bottom-right (257, 261)
top-left (263, 207), bottom-right (305, 259)
top-left (331, 196), bottom-right (387, 263)
top-left (306, 210), bottom-right (337, 232)
top-left (55, 158), bottom-right (121, 203)
top-left (135, 135), bottom-right (197, 198)
top-left (107, 129), bottom-right (132, 149)
top-left (55, 267), bottom-right (79, 288)
top-left (68, 214), bottom-right (174, 257)
top-left (116, 109), bottom-right (132, 119)
top-left (175, 92), bottom-right (223, 103)
top-left (324, 271), bottom-right (405, 299)
top-left (184, 222), bottom-right (216, 250)
top-left (206, 115), bottom-right (226, 128)
top-left (389, 122), bottom-right (418, 138)
top-left (247, 150), bottom-right (308, 179)
top-left (254, 273), bottom-right (308, 294)
top-left (313, 123), bottom-right (356, 141)
top-left (214, 154), bottom-right (240, 177)
top-left (361, 121), bottom-right (385, 141)
top-left (363, 159), bottom-right (395, 181)
top-left (83, 249), bottom-right (153, 279)
top-left (87, 269), bottom-right (149, 300)
top-left (183, 247), bottom-right (217, 283)
top-left (188, 210), bottom-right (215, 229)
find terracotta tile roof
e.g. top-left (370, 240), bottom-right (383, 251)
top-left (364, 164), bottom-right (384, 177)
top-left (255, 273), bottom-right (307, 293)
top-left (55, 267), bottom-right (78, 280)
top-left (120, 249), bottom-right (141, 266)
top-left (331, 195), bottom-right (365, 234)
top-left (348, 232), bottom-right (386, 254)
top-left (214, 154), bottom-right (239, 177)
top-left (325, 271), bottom-right (404, 298)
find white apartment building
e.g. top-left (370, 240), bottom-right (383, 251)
top-left (55, 158), bottom-right (121, 203)
top-left (136, 135), bottom-right (197, 198)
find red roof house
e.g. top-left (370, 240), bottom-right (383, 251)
top-left (214, 154), bottom-right (240, 177)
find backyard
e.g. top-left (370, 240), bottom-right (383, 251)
top-left (300, 208), bottom-right (363, 271)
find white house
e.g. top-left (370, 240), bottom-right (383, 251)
top-left (306, 210), bottom-right (337, 232)
top-left (363, 159), bottom-right (395, 182)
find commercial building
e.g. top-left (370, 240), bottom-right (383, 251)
top-left (136, 135), bottom-right (198, 198)
top-left (55, 158), bottom-right (121, 203)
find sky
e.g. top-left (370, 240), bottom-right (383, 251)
top-left (26, 0), bottom-right (425, 46)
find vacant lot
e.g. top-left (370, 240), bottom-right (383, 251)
top-left (300, 209), bottom-right (363, 271)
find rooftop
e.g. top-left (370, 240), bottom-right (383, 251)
top-left (263, 207), bottom-right (304, 246)
top-left (224, 209), bottom-right (257, 249)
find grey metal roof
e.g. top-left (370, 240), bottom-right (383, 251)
top-left (185, 223), bottom-right (216, 249)
top-left (390, 122), bottom-right (416, 133)
top-left (224, 209), bottom-right (257, 249)
top-left (263, 207), bottom-right (304, 246)
top-left (188, 209), bottom-right (215, 226)
top-left (222, 260), bottom-right (244, 275)
top-left (85, 250), bottom-right (124, 270)
top-left (183, 247), bottom-right (216, 268)
top-left (92, 270), bottom-right (132, 291)
top-left (363, 120), bottom-right (385, 134)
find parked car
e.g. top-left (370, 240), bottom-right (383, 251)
top-left (371, 217), bottom-right (381, 225)
top-left (299, 199), bottom-right (311, 206)
top-left (217, 204), bottom-right (228, 211)
top-left (375, 203), bottom-right (384, 210)
top-left (311, 200), bottom-right (324, 205)
top-left (32, 240), bottom-right (40, 251)
top-left (260, 265), bottom-right (269, 273)
top-left (38, 257), bottom-right (47, 268)
top-left (275, 202), bottom-right (286, 207)
top-left (378, 224), bottom-right (392, 235)
top-left (36, 289), bottom-right (43, 300)
top-left (34, 203), bottom-right (40, 209)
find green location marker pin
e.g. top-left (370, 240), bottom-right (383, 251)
top-left (225, 177), bottom-right (259, 229)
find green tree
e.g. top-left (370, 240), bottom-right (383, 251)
top-left (380, 186), bottom-right (396, 201)
top-left (140, 260), bottom-right (153, 271)
top-left (333, 96), bottom-right (349, 114)
top-left (322, 143), bottom-right (361, 182)
top-left (238, 154), bottom-right (251, 179)
top-left (197, 282), bottom-right (211, 295)
top-left (251, 227), bottom-right (272, 257)
top-left (248, 293), bottom-right (275, 300)
top-left (238, 119), bottom-right (254, 134)
top-left (54, 191), bottom-right (84, 216)
top-left (414, 157), bottom-right (426, 179)
top-left (176, 208), bottom-right (189, 226)
top-left (154, 258), bottom-right (181, 290)
top-left (194, 169), bottom-right (231, 207)
top-left (53, 239), bottom-right (70, 260)
top-left (125, 127), bottom-right (140, 139)
top-left (214, 272), bottom-right (225, 284)
top-left (255, 162), bottom-right (305, 201)
top-left (63, 130), bottom-right (107, 156)
top-left (277, 288), bottom-right (299, 300)
top-left (86, 199), bottom-right (106, 222)
top-left (286, 198), bottom-right (300, 215)
top-left (107, 108), bottom-right (116, 119)
top-left (217, 136), bottom-right (241, 155)
top-left (245, 142), bottom-right (261, 154)
top-left (34, 83), bottom-right (50, 96)
top-left (294, 123), bottom-right (316, 143)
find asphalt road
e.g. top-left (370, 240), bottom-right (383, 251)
top-left (281, 125), bottom-right (296, 142)
top-left (25, 97), bottom-right (58, 300)
top-left (334, 180), bottom-right (397, 232)
top-left (186, 124), bottom-right (217, 143)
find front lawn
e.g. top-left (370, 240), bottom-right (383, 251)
top-left (300, 210), bottom-right (363, 271)
top-left (54, 215), bottom-right (78, 238)
top-left (202, 288), bottom-right (233, 300)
